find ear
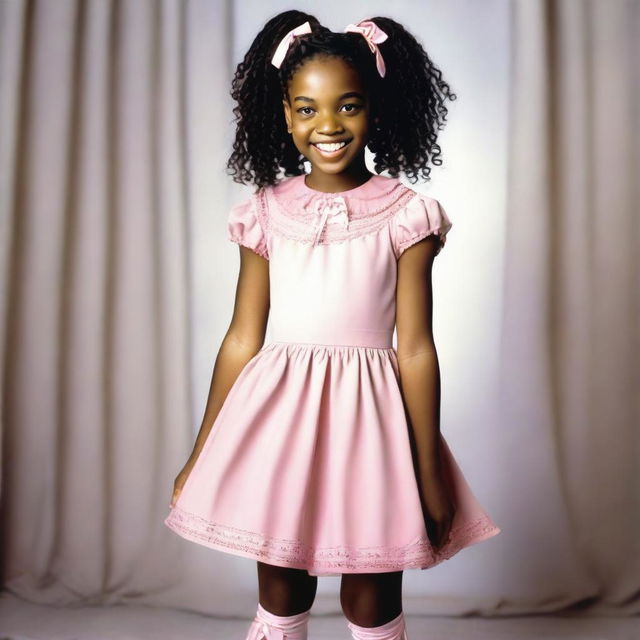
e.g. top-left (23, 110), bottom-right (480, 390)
top-left (282, 99), bottom-right (292, 132)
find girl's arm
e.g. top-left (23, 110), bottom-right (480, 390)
top-left (396, 234), bottom-right (455, 548)
top-left (188, 246), bottom-right (270, 461)
top-left (395, 235), bottom-right (443, 480)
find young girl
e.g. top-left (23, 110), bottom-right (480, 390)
top-left (165, 10), bottom-right (501, 640)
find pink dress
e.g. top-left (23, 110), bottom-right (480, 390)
top-left (164, 173), bottom-right (501, 576)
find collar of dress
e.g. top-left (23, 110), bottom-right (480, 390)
top-left (271, 174), bottom-right (405, 246)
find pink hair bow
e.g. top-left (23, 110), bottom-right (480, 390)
top-left (271, 21), bottom-right (312, 69)
top-left (344, 19), bottom-right (388, 78)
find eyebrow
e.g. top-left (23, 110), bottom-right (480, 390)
top-left (293, 91), bottom-right (365, 103)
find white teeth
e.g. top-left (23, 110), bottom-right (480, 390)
top-left (315, 141), bottom-right (348, 151)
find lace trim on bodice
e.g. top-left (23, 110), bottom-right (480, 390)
top-left (256, 175), bottom-right (419, 246)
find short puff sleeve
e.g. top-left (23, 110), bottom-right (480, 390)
top-left (226, 193), bottom-right (269, 260)
top-left (391, 194), bottom-right (453, 259)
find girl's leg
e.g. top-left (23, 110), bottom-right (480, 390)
top-left (257, 560), bottom-right (318, 615)
top-left (245, 561), bottom-right (317, 639)
top-left (340, 570), bottom-right (408, 639)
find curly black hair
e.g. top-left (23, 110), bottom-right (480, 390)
top-left (226, 10), bottom-right (457, 189)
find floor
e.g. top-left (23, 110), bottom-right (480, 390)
top-left (1, 592), bottom-right (639, 639)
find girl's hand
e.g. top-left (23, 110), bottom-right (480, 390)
top-left (169, 456), bottom-right (197, 509)
top-left (418, 465), bottom-right (456, 552)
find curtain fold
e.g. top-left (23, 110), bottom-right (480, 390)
top-left (1, 0), bottom-right (195, 605)
top-left (498, 0), bottom-right (640, 614)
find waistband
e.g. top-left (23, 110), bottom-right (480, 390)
top-left (270, 326), bottom-right (393, 349)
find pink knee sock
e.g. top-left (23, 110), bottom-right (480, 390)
top-left (245, 602), bottom-right (311, 640)
top-left (346, 611), bottom-right (409, 640)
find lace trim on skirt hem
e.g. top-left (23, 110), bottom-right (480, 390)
top-left (164, 505), bottom-right (500, 572)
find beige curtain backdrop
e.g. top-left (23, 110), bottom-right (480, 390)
top-left (0, 0), bottom-right (236, 613)
top-left (501, 0), bottom-right (640, 614)
top-left (0, 0), bottom-right (638, 623)
top-left (497, 0), bottom-right (639, 616)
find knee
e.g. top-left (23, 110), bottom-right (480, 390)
top-left (257, 562), bottom-right (317, 616)
top-left (340, 571), bottom-right (403, 628)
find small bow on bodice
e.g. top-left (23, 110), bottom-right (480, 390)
top-left (311, 196), bottom-right (349, 245)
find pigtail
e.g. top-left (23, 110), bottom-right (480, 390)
top-left (365, 17), bottom-right (457, 184)
top-left (226, 12), bottom-right (456, 188)
top-left (226, 10), bottom-right (322, 189)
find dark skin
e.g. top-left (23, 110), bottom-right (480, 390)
top-left (170, 55), bottom-right (454, 626)
top-left (282, 56), bottom-right (373, 193)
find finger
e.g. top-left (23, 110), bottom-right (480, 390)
top-left (436, 523), bottom-right (451, 549)
top-left (441, 524), bottom-right (452, 547)
top-left (426, 520), bottom-right (443, 546)
top-left (430, 529), bottom-right (443, 550)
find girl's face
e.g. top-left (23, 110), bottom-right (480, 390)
top-left (282, 56), bottom-right (371, 182)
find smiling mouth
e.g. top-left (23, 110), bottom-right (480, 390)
top-left (311, 140), bottom-right (352, 157)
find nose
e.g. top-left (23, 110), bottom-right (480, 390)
top-left (316, 112), bottom-right (344, 135)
